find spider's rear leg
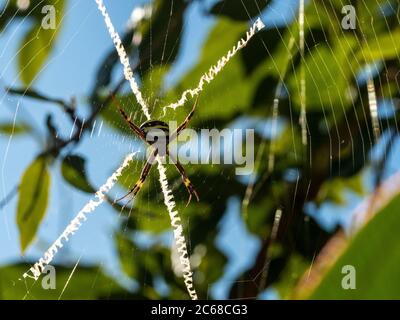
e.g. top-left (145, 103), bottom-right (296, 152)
top-left (113, 178), bottom-right (146, 204)
top-left (182, 176), bottom-right (200, 207)
top-left (168, 153), bottom-right (199, 207)
top-left (113, 150), bottom-right (156, 205)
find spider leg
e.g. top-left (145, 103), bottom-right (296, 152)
top-left (168, 152), bottom-right (199, 207)
top-left (170, 96), bottom-right (199, 142)
top-left (110, 94), bottom-right (146, 142)
top-left (113, 149), bottom-right (157, 204)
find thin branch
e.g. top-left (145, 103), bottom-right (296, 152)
top-left (38, 78), bottom-right (125, 158)
top-left (0, 184), bottom-right (19, 210)
top-left (7, 87), bottom-right (75, 116)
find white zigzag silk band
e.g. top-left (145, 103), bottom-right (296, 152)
top-left (23, 153), bottom-right (135, 280)
top-left (95, 0), bottom-right (151, 119)
top-left (163, 18), bottom-right (265, 113)
top-left (156, 159), bottom-right (197, 299)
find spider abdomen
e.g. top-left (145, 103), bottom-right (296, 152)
top-left (140, 120), bottom-right (170, 151)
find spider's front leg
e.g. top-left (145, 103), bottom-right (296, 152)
top-left (113, 149), bottom-right (157, 204)
top-left (170, 96), bottom-right (199, 142)
top-left (111, 93), bottom-right (146, 142)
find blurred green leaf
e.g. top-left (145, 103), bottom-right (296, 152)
top-left (196, 244), bottom-right (227, 285)
top-left (307, 194), bottom-right (400, 299)
top-left (288, 39), bottom-right (358, 113)
top-left (274, 254), bottom-right (308, 299)
top-left (61, 155), bottom-right (95, 193)
top-left (18, 0), bottom-right (65, 85)
top-left (316, 173), bottom-right (365, 206)
top-left (357, 0), bottom-right (392, 38)
top-left (94, 29), bottom-right (135, 90)
top-left (116, 233), bottom-right (162, 280)
top-left (138, 0), bottom-right (187, 75)
top-left (357, 29), bottom-right (400, 62)
top-left (246, 198), bottom-right (275, 235)
top-left (116, 232), bottom-right (141, 279)
top-left (166, 18), bottom-right (257, 123)
top-left (241, 28), bottom-right (286, 76)
top-left (141, 65), bottom-right (170, 116)
top-left (0, 263), bottom-right (131, 299)
top-left (16, 156), bottom-right (50, 253)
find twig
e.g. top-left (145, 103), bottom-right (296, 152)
top-left (0, 184), bottom-right (19, 210)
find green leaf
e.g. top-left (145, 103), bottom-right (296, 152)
top-left (274, 254), bottom-right (309, 299)
top-left (138, 0), bottom-right (187, 75)
top-left (316, 173), bottom-right (365, 205)
top-left (165, 18), bottom-right (256, 123)
top-left (306, 194), bottom-right (400, 299)
top-left (357, 29), bottom-right (400, 62)
top-left (16, 156), bottom-right (51, 253)
top-left (116, 233), bottom-right (162, 280)
top-left (357, 0), bottom-right (392, 39)
top-left (141, 65), bottom-right (170, 114)
top-left (18, 0), bottom-right (65, 86)
top-left (0, 122), bottom-right (31, 135)
top-left (288, 39), bottom-right (358, 113)
top-left (0, 263), bottom-right (131, 299)
top-left (61, 155), bottom-right (95, 193)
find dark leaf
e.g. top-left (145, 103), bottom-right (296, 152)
top-left (61, 155), bottom-right (95, 193)
top-left (138, 0), bottom-right (187, 74)
top-left (210, 0), bottom-right (270, 21)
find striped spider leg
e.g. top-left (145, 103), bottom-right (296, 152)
top-left (170, 96), bottom-right (198, 141)
top-left (113, 148), bottom-right (158, 203)
top-left (111, 94), bottom-right (146, 142)
top-left (167, 151), bottom-right (199, 207)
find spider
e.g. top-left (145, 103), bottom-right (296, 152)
top-left (111, 94), bottom-right (200, 206)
